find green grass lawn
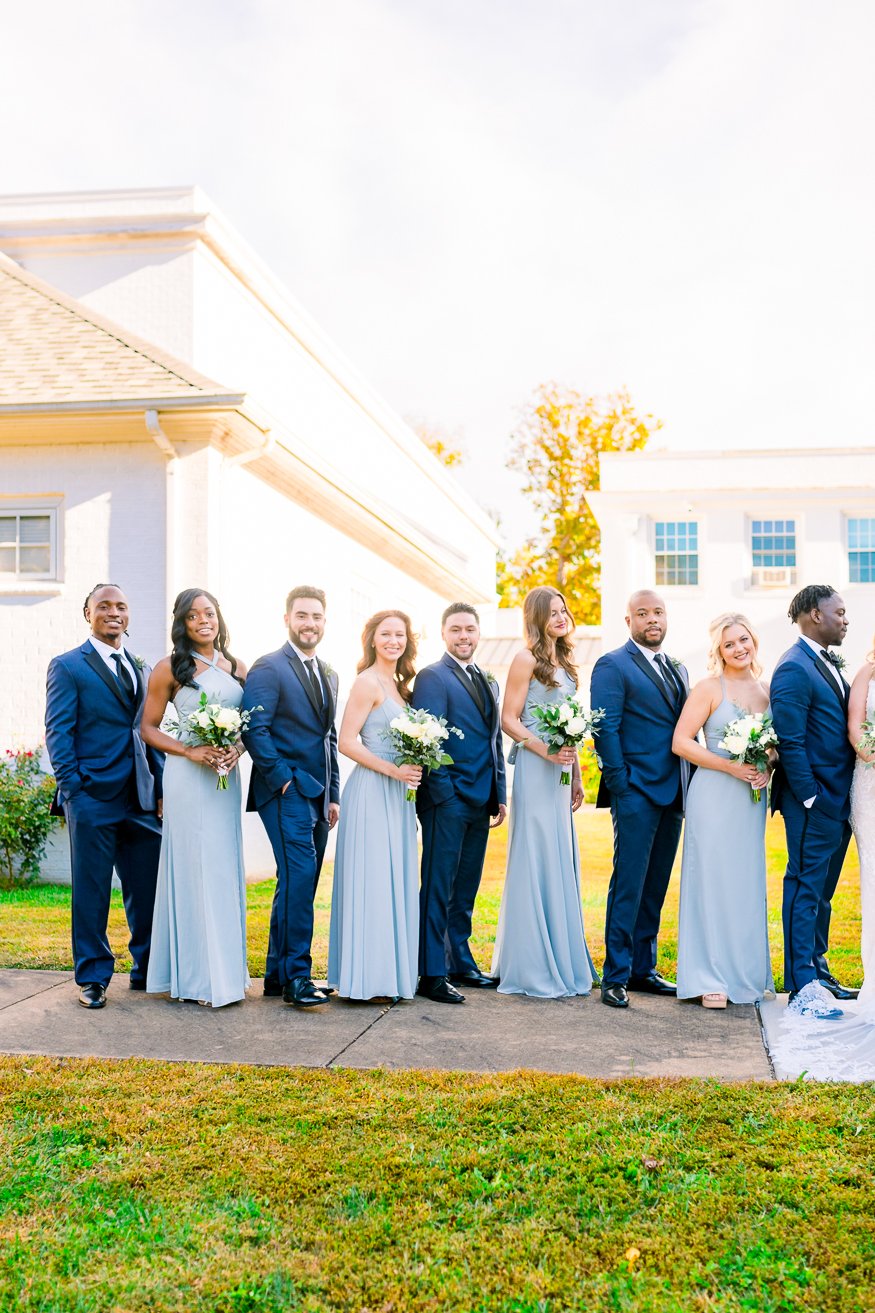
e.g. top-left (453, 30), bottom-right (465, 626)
top-left (0, 812), bottom-right (869, 1311)
top-left (0, 811), bottom-right (863, 992)
top-left (1, 1059), bottom-right (874, 1313)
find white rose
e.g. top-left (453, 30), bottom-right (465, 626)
top-left (722, 734), bottom-right (747, 755)
top-left (390, 716), bottom-right (407, 733)
top-left (195, 711), bottom-right (212, 729)
top-left (404, 722), bottom-right (424, 740)
top-left (566, 716), bottom-right (586, 737)
top-left (557, 703), bottom-right (573, 723)
top-left (214, 708), bottom-right (241, 732)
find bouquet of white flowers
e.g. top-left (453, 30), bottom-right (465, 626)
top-left (384, 705), bottom-right (464, 801)
top-left (184, 691), bottom-right (260, 790)
top-left (718, 710), bottom-right (779, 802)
top-left (530, 697), bottom-right (606, 786)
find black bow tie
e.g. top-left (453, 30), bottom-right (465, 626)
top-left (819, 649), bottom-right (844, 670)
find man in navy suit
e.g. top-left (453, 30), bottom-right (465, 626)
top-left (242, 586), bottom-right (340, 1008)
top-left (45, 583), bottom-right (163, 1009)
top-left (412, 603), bottom-right (507, 1004)
top-left (590, 590), bottom-right (690, 1009)
top-left (771, 584), bottom-right (857, 1017)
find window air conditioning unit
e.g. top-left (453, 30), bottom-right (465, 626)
top-left (751, 567), bottom-right (795, 588)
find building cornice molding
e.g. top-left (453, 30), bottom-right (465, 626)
top-left (0, 403), bottom-right (492, 601)
top-left (0, 193), bottom-right (500, 547)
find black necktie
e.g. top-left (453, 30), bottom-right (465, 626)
top-left (305, 658), bottom-right (324, 710)
top-left (466, 665), bottom-right (486, 714)
top-left (111, 651), bottom-right (136, 703)
top-left (654, 653), bottom-right (679, 701)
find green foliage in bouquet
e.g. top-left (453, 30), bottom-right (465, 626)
top-left (0, 749), bottom-right (59, 888)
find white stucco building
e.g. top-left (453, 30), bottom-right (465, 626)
top-left (586, 446), bottom-right (875, 679)
top-left (0, 187), bottom-right (499, 873)
top-left (0, 187), bottom-right (499, 739)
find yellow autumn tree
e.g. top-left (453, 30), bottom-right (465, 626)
top-left (409, 419), bottom-right (466, 469)
top-left (497, 382), bottom-right (660, 623)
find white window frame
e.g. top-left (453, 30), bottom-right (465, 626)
top-left (846, 514), bottom-right (875, 585)
top-left (748, 516), bottom-right (797, 589)
top-left (652, 519), bottom-right (700, 588)
top-left (0, 497), bottom-right (62, 582)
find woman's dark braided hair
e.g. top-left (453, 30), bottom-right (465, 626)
top-left (170, 588), bottom-right (243, 688)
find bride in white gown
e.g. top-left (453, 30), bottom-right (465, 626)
top-left (769, 653), bottom-right (875, 1079)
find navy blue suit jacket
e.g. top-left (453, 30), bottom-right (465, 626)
top-left (770, 638), bottom-right (855, 821)
top-left (411, 654), bottom-right (506, 811)
top-left (45, 640), bottom-right (163, 810)
top-left (242, 643), bottom-right (340, 814)
top-left (590, 639), bottom-right (689, 809)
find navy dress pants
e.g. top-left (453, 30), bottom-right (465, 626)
top-left (603, 792), bottom-right (682, 986)
top-left (259, 779), bottom-right (328, 984)
top-left (780, 795), bottom-right (852, 994)
top-left (64, 788), bottom-right (162, 988)
top-left (418, 797), bottom-right (491, 977)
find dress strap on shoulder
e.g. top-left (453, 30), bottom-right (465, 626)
top-left (194, 650), bottom-right (221, 671)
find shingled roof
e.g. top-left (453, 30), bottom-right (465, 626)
top-left (0, 252), bottom-right (237, 407)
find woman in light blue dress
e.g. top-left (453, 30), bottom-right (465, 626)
top-left (492, 586), bottom-right (596, 998)
top-left (141, 589), bottom-right (250, 1008)
top-left (672, 612), bottom-right (775, 1007)
top-left (328, 610), bottom-right (422, 1001)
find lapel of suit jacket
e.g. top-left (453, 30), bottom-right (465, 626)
top-left (130, 653), bottom-right (146, 709)
top-left (83, 641), bottom-right (132, 713)
top-left (626, 640), bottom-right (676, 711)
top-left (797, 638), bottom-right (848, 710)
top-left (285, 645), bottom-right (322, 720)
top-left (316, 657), bottom-right (336, 724)
top-left (443, 653), bottom-right (488, 720)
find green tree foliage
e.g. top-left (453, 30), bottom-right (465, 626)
top-left (497, 382), bottom-right (660, 623)
top-left (0, 748), bottom-right (59, 887)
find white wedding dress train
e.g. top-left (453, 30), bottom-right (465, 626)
top-left (767, 679), bottom-right (875, 1080)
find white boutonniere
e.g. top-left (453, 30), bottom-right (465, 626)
top-left (669, 656), bottom-right (684, 671)
top-left (131, 654), bottom-right (146, 671)
top-left (481, 668), bottom-right (499, 691)
top-left (321, 660), bottom-right (338, 682)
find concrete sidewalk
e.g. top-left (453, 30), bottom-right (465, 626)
top-left (0, 969), bottom-right (773, 1078)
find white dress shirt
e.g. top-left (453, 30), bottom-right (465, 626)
top-left (89, 635), bottom-right (138, 684)
top-left (290, 641), bottom-right (324, 694)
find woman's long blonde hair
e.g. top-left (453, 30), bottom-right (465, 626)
top-left (523, 586), bottom-right (578, 689)
top-left (706, 612), bottom-right (763, 678)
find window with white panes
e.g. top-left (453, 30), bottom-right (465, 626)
top-left (654, 521), bottom-right (699, 586)
top-left (0, 509), bottom-right (57, 579)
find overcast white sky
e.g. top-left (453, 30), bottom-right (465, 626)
top-left (3, 0), bottom-right (875, 525)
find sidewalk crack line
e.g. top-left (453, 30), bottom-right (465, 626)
top-left (325, 1000), bottom-right (397, 1067)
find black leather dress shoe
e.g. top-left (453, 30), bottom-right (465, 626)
top-left (448, 970), bottom-right (499, 988)
top-left (628, 972), bottom-right (677, 996)
top-left (417, 975), bottom-right (465, 1004)
top-left (817, 972), bottom-right (859, 1001)
top-left (129, 978), bottom-right (146, 991)
top-left (78, 983), bottom-right (107, 1009)
top-left (282, 978), bottom-right (328, 1007)
top-left (263, 979), bottom-right (283, 997)
top-left (601, 983), bottom-right (629, 1009)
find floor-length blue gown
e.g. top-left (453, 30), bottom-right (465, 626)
top-left (147, 656), bottom-right (250, 1007)
top-left (327, 699), bottom-right (420, 1000)
top-left (492, 671), bottom-right (596, 998)
top-left (677, 684), bottom-right (774, 1003)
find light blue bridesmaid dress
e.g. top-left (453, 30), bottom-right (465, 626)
top-left (676, 680), bottom-right (774, 1003)
top-left (147, 655), bottom-right (250, 1007)
top-left (491, 670), bottom-right (596, 998)
top-left (327, 698), bottom-right (420, 1000)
